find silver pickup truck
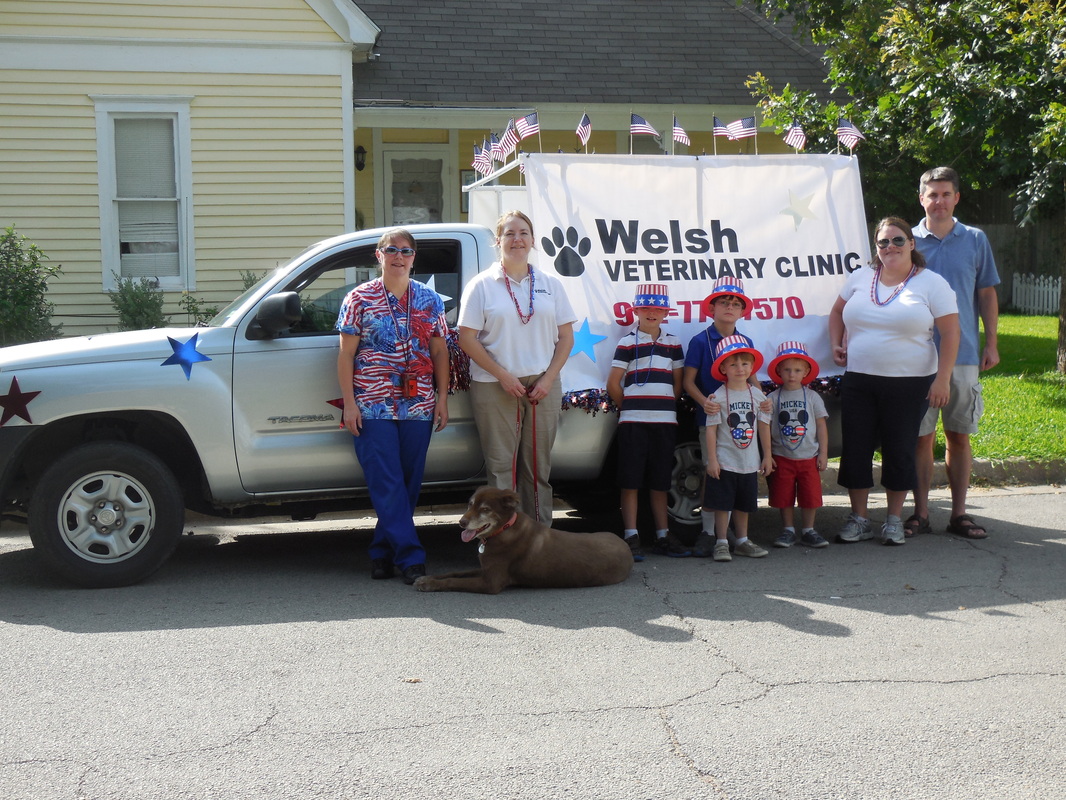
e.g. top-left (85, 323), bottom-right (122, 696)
top-left (0, 224), bottom-right (620, 587)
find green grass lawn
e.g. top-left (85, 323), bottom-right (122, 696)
top-left (964, 315), bottom-right (1066, 462)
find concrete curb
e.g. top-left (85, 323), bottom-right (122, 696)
top-left (821, 457), bottom-right (1066, 494)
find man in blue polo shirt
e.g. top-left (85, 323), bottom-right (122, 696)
top-left (908, 166), bottom-right (1000, 540)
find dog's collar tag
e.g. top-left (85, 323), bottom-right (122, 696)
top-left (478, 512), bottom-right (518, 554)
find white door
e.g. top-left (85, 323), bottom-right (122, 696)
top-left (381, 144), bottom-right (456, 225)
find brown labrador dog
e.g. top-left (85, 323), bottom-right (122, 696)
top-left (414, 486), bottom-right (633, 594)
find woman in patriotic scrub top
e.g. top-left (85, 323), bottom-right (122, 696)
top-left (457, 210), bottom-right (576, 524)
top-left (337, 228), bottom-right (450, 584)
top-left (828, 217), bottom-right (960, 546)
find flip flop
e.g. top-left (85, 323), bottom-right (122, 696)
top-left (903, 514), bottom-right (931, 538)
top-left (947, 514), bottom-right (988, 539)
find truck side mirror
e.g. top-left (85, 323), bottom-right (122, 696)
top-left (246, 292), bottom-right (303, 340)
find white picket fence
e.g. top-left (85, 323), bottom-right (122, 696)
top-left (1012, 273), bottom-right (1061, 315)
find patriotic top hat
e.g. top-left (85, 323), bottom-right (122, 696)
top-left (768, 341), bottom-right (820, 384)
top-left (711, 334), bottom-right (764, 383)
top-left (633, 283), bottom-right (671, 309)
top-left (702, 275), bottom-right (750, 317)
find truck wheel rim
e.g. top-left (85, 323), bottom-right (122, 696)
top-left (669, 443), bottom-right (704, 525)
top-left (55, 470), bottom-right (157, 564)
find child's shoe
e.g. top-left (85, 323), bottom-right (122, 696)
top-left (624, 535), bottom-right (645, 562)
top-left (773, 529), bottom-right (799, 548)
top-left (651, 534), bottom-right (691, 558)
top-left (800, 529), bottom-right (829, 548)
top-left (691, 531), bottom-right (716, 558)
top-left (734, 539), bottom-right (768, 558)
top-left (712, 540), bottom-right (732, 562)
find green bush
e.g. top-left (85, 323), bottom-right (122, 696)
top-left (178, 291), bottom-right (220, 326)
top-left (108, 274), bottom-right (170, 331)
top-left (0, 225), bottom-right (63, 346)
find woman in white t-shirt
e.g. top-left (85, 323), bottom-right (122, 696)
top-left (457, 210), bottom-right (576, 523)
top-left (828, 216), bottom-right (960, 546)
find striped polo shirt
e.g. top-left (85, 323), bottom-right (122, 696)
top-left (612, 328), bottom-right (685, 424)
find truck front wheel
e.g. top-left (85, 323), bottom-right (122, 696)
top-left (28, 442), bottom-right (185, 588)
top-left (668, 441), bottom-right (703, 529)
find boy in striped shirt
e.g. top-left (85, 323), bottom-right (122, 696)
top-left (607, 284), bottom-right (687, 561)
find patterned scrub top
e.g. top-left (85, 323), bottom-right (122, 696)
top-left (336, 278), bottom-right (448, 421)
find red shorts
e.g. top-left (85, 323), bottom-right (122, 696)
top-left (767, 456), bottom-right (823, 509)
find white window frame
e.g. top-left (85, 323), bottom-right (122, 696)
top-left (93, 96), bottom-right (195, 292)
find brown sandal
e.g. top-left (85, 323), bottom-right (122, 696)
top-left (903, 514), bottom-right (931, 538)
top-left (947, 514), bottom-right (988, 539)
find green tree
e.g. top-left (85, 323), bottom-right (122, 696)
top-left (748, 0), bottom-right (1066, 370)
top-left (108, 274), bottom-right (170, 331)
top-left (0, 225), bottom-right (63, 346)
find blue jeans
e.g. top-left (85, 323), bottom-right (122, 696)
top-left (351, 419), bottom-right (433, 570)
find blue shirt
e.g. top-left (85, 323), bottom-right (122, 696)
top-left (913, 218), bottom-right (1000, 365)
top-left (683, 324), bottom-right (753, 426)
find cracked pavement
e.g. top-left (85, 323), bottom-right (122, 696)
top-left (1, 484), bottom-right (1063, 799)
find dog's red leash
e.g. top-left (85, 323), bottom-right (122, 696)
top-left (511, 391), bottom-right (540, 522)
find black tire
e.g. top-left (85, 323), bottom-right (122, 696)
top-left (668, 439), bottom-right (703, 530)
top-left (28, 442), bottom-right (185, 588)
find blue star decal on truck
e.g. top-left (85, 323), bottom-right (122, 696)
top-left (161, 333), bottom-right (212, 380)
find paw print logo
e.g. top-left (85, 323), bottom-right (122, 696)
top-left (541, 226), bottom-right (592, 277)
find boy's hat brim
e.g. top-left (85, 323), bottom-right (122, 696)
top-left (701, 288), bottom-right (751, 318)
top-left (768, 346), bottom-right (820, 385)
top-left (711, 335), bottom-right (764, 383)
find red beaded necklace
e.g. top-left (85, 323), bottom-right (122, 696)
top-left (504, 265), bottom-right (535, 324)
top-left (870, 263), bottom-right (917, 307)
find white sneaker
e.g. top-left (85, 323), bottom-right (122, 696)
top-left (881, 519), bottom-right (905, 546)
top-left (837, 513), bottom-right (873, 543)
top-left (712, 540), bottom-right (732, 562)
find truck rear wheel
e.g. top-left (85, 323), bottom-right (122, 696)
top-left (28, 442), bottom-right (185, 588)
top-left (668, 441), bottom-right (703, 529)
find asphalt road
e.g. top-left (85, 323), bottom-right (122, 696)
top-left (1, 484), bottom-right (1063, 800)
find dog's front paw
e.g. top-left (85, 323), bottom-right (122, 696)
top-left (413, 576), bottom-right (439, 592)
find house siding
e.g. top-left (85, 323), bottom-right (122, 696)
top-left (2, 0), bottom-right (340, 43)
top-left (0, 1), bottom-right (361, 336)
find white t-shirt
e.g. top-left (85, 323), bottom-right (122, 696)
top-left (839, 267), bottom-right (958, 377)
top-left (458, 262), bottom-right (577, 382)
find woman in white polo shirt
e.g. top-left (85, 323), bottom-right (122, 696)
top-left (457, 210), bottom-right (576, 523)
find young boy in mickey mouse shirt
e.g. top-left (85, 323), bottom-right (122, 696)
top-left (765, 342), bottom-right (830, 549)
top-left (699, 335), bottom-right (773, 562)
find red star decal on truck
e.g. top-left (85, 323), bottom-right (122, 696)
top-left (0, 376), bottom-right (42, 426)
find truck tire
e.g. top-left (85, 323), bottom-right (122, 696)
top-left (668, 440), bottom-right (703, 529)
top-left (28, 442), bottom-right (185, 588)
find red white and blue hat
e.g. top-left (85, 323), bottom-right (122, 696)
top-left (702, 275), bottom-right (750, 317)
top-left (633, 283), bottom-right (671, 309)
top-left (768, 341), bottom-right (820, 384)
top-left (711, 334), bottom-right (764, 382)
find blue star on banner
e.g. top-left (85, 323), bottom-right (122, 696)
top-left (161, 333), bottom-right (212, 380)
top-left (570, 318), bottom-right (608, 362)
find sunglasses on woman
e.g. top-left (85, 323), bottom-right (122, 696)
top-left (875, 236), bottom-right (909, 249)
top-left (381, 246), bottom-right (416, 256)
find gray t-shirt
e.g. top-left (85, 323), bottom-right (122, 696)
top-left (767, 387), bottom-right (828, 461)
top-left (707, 385), bottom-right (770, 474)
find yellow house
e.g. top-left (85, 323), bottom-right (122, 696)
top-left (0, 0), bottom-right (378, 336)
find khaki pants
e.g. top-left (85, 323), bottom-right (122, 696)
top-left (470, 376), bottom-right (562, 523)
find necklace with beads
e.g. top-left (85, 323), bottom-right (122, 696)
top-left (631, 329), bottom-right (660, 387)
top-left (775, 386), bottom-right (808, 452)
top-left (724, 383), bottom-right (757, 449)
top-left (870, 263), bottom-right (917, 307)
top-left (504, 265), bottom-right (535, 324)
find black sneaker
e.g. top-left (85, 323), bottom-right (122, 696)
top-left (651, 534), bottom-right (692, 558)
top-left (691, 531), bottom-right (716, 558)
top-left (402, 564), bottom-right (426, 585)
top-left (624, 535), bottom-right (645, 562)
top-left (370, 558), bottom-right (395, 580)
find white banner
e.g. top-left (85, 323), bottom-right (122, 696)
top-left (521, 153), bottom-right (870, 391)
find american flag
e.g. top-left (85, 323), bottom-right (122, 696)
top-left (515, 112), bottom-right (540, 140)
top-left (474, 139), bottom-right (492, 174)
top-left (672, 116), bottom-right (690, 146)
top-left (576, 113), bottom-right (592, 146)
top-left (712, 116), bottom-right (731, 137)
top-left (783, 121), bottom-right (806, 150)
top-left (498, 118), bottom-right (519, 158)
top-left (471, 144), bottom-right (482, 171)
top-left (630, 113), bottom-right (659, 136)
top-left (727, 116), bottom-right (757, 140)
top-left (489, 132), bottom-right (502, 162)
top-left (836, 118), bottom-right (865, 149)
